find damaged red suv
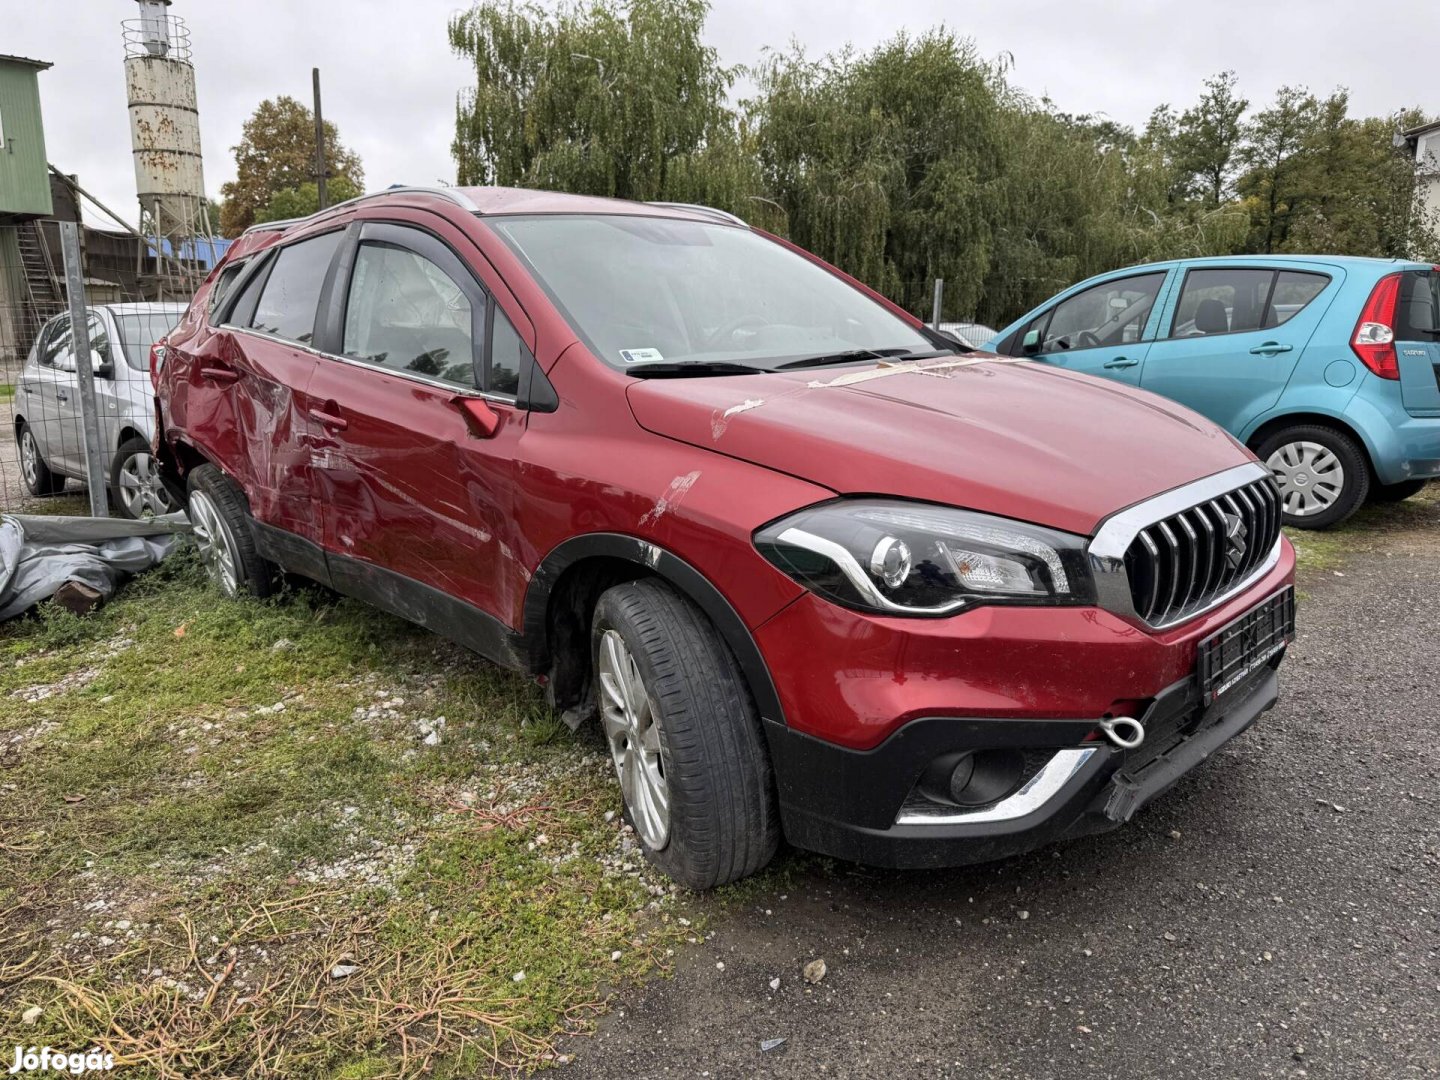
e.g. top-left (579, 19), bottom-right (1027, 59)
top-left (156, 187), bottom-right (1296, 888)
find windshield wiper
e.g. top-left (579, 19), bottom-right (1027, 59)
top-left (771, 348), bottom-right (952, 371)
top-left (624, 360), bottom-right (762, 378)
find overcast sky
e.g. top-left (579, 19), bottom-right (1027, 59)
top-left (5, 0), bottom-right (1437, 232)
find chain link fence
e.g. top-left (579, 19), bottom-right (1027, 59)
top-left (1, 221), bottom-right (191, 518)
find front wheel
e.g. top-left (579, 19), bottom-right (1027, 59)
top-left (111, 436), bottom-right (177, 519)
top-left (1257, 425), bottom-right (1369, 530)
top-left (591, 579), bottom-right (778, 889)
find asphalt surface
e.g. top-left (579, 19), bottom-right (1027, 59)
top-left (568, 519), bottom-right (1440, 1078)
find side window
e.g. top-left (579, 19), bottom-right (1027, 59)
top-left (1265, 271), bottom-right (1328, 328)
top-left (1027, 273), bottom-right (1167, 354)
top-left (342, 241), bottom-right (477, 388)
top-left (488, 305), bottom-right (525, 397)
top-left (1170, 268), bottom-right (1274, 337)
top-left (208, 259), bottom-right (247, 323)
top-left (83, 313), bottom-right (113, 371)
top-left (250, 231), bottom-right (343, 344)
top-left (1395, 270), bottom-right (1439, 343)
top-left (37, 315), bottom-right (72, 368)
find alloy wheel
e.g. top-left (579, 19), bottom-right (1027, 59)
top-left (20, 430), bottom-right (39, 488)
top-left (117, 451), bottom-right (174, 518)
top-left (187, 489), bottom-right (241, 596)
top-left (597, 628), bottom-right (671, 850)
top-left (1266, 440), bottom-right (1344, 518)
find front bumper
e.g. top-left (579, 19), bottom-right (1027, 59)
top-left (764, 660), bottom-right (1282, 869)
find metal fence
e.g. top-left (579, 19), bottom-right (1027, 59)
top-left (0, 220), bottom-right (185, 517)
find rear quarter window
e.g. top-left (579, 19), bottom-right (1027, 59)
top-left (249, 231), bottom-right (344, 345)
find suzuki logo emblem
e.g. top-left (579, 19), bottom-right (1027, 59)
top-left (1221, 511), bottom-right (1248, 568)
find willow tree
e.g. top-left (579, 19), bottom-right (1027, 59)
top-left (448, 0), bottom-right (760, 217)
top-left (746, 32), bottom-right (1011, 320)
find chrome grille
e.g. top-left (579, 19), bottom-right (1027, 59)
top-left (1122, 476), bottom-right (1282, 627)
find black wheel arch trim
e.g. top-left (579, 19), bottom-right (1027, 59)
top-left (522, 533), bottom-right (788, 727)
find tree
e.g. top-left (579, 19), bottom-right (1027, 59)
top-left (252, 177), bottom-right (364, 226)
top-left (1172, 71), bottom-right (1248, 205)
top-left (218, 96), bottom-right (364, 236)
top-left (448, 0), bottom-right (757, 216)
top-left (1235, 86), bottom-right (1321, 253)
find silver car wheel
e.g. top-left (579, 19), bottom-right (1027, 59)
top-left (20, 429), bottom-right (40, 488)
top-left (187, 489), bottom-right (241, 596)
top-left (1267, 440), bottom-right (1345, 518)
top-left (117, 450), bottom-right (175, 518)
top-left (597, 628), bottom-right (671, 850)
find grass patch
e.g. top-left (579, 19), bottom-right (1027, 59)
top-left (0, 548), bottom-right (688, 1076)
top-left (0, 383), bottom-right (14, 403)
top-left (1286, 481), bottom-right (1440, 575)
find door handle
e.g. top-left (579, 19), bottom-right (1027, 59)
top-left (56, 390), bottom-right (69, 402)
top-left (1103, 356), bottom-right (1140, 369)
top-left (1249, 342), bottom-right (1293, 356)
top-left (307, 407), bottom-right (349, 431)
top-left (199, 365), bottom-right (241, 383)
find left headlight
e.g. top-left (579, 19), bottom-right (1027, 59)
top-left (754, 499), bottom-right (1094, 616)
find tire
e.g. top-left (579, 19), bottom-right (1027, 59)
top-left (591, 579), bottom-right (779, 889)
top-left (185, 464), bottom-right (276, 598)
top-left (1256, 424), bottom-right (1370, 530)
top-left (110, 435), bottom-right (177, 520)
top-left (16, 421), bottom-right (65, 496)
top-left (1370, 478), bottom-right (1428, 504)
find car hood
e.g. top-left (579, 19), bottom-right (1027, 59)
top-left (625, 356), bottom-right (1253, 536)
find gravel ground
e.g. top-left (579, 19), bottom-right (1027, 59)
top-left (568, 522), bottom-right (1440, 1078)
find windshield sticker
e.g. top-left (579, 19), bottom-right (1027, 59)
top-left (620, 347), bottom-right (665, 364)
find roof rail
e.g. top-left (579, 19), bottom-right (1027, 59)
top-left (241, 186), bottom-right (481, 236)
top-left (646, 201), bottom-right (747, 227)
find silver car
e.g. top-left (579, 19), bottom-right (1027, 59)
top-left (13, 302), bottom-right (186, 518)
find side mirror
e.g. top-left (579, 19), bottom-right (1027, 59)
top-left (1021, 328), bottom-right (1042, 354)
top-left (93, 358), bottom-right (114, 378)
top-left (452, 395), bottom-right (501, 439)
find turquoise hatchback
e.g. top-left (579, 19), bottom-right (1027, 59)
top-left (987, 257), bottom-right (1440, 528)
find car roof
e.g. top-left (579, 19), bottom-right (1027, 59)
top-left (100, 302), bottom-right (189, 315)
top-left (243, 185), bottom-right (744, 242)
top-left (1110, 253), bottom-right (1431, 274)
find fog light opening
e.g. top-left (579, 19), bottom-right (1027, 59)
top-left (919, 748), bottom-right (1026, 808)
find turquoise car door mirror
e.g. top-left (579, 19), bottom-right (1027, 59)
top-left (1021, 328), bottom-right (1042, 354)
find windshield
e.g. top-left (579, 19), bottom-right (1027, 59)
top-left (486, 215), bottom-right (936, 372)
top-left (114, 308), bottom-right (185, 371)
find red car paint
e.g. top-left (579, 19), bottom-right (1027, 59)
top-left (157, 187), bottom-right (1295, 867)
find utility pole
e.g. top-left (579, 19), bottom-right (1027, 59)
top-left (313, 67), bottom-right (327, 210)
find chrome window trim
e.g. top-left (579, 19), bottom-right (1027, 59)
top-left (217, 325), bottom-right (520, 406)
top-left (895, 747), bottom-right (1098, 826)
top-left (1088, 461), bottom-right (1281, 630)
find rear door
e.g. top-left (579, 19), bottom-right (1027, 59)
top-left (306, 217), bottom-right (527, 623)
top-left (1395, 267), bottom-right (1440, 416)
top-left (1010, 269), bottom-right (1172, 385)
top-left (1142, 264), bottom-right (1337, 432)
top-left (200, 228), bottom-right (344, 569)
top-left (19, 315), bottom-right (70, 473)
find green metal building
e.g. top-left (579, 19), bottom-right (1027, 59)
top-left (0, 54), bottom-right (54, 219)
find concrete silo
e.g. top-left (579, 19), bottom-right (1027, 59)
top-left (122, 0), bottom-right (211, 293)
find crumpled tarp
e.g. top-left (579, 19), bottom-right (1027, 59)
top-left (0, 513), bottom-right (192, 622)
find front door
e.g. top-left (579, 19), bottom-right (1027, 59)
top-left (306, 219), bottom-right (526, 625)
top-left (1015, 270), bottom-right (1171, 385)
top-left (1141, 264), bottom-right (1337, 432)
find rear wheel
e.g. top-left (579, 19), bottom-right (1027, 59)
top-left (185, 464), bottom-right (276, 598)
top-left (1370, 478), bottom-right (1428, 504)
top-left (591, 579), bottom-right (779, 889)
top-left (110, 436), bottom-right (176, 519)
top-left (1257, 425), bottom-right (1369, 530)
top-left (17, 422), bottom-right (65, 496)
